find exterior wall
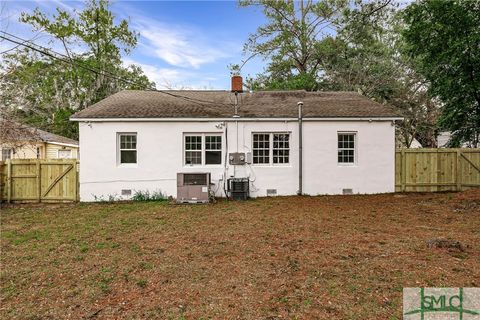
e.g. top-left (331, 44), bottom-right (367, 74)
top-left (1, 142), bottom-right (43, 159)
top-left (303, 121), bottom-right (395, 195)
top-left (78, 120), bottom-right (395, 201)
top-left (45, 143), bottom-right (79, 159)
top-left (0, 142), bottom-right (78, 159)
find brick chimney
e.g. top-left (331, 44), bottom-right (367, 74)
top-left (231, 75), bottom-right (243, 93)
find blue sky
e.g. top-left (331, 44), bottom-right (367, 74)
top-left (0, 0), bottom-right (268, 89)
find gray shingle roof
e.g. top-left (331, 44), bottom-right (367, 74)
top-left (35, 128), bottom-right (79, 145)
top-left (71, 90), bottom-right (401, 119)
top-left (1, 120), bottom-right (78, 145)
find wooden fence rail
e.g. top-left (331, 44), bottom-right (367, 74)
top-left (0, 159), bottom-right (79, 203)
top-left (0, 150), bottom-right (479, 203)
top-left (395, 148), bottom-right (480, 192)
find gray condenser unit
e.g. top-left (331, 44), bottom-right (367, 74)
top-left (228, 178), bottom-right (249, 200)
top-left (177, 173), bottom-right (211, 203)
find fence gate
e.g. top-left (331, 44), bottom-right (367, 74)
top-left (395, 148), bottom-right (480, 192)
top-left (0, 159), bottom-right (79, 203)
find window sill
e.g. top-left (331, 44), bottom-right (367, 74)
top-left (117, 163), bottom-right (138, 168)
top-left (337, 163), bottom-right (357, 167)
top-left (252, 164), bottom-right (292, 168)
top-left (183, 164), bottom-right (223, 168)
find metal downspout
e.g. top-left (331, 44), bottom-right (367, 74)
top-left (298, 101), bottom-right (303, 195)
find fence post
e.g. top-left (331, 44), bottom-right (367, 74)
top-left (456, 149), bottom-right (462, 191)
top-left (401, 149), bottom-right (406, 192)
top-left (36, 161), bottom-right (41, 203)
top-left (7, 160), bottom-right (12, 203)
top-left (75, 160), bottom-right (80, 202)
top-left (0, 162), bottom-right (3, 203)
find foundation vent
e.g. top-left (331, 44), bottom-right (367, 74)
top-left (266, 189), bottom-right (277, 196)
top-left (342, 188), bottom-right (353, 195)
top-left (121, 189), bottom-right (132, 196)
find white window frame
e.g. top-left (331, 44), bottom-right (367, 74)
top-left (2, 148), bottom-right (12, 161)
top-left (183, 133), bottom-right (223, 167)
top-left (337, 132), bottom-right (357, 166)
top-left (57, 149), bottom-right (72, 159)
top-left (117, 132), bottom-right (137, 167)
top-left (252, 132), bottom-right (291, 166)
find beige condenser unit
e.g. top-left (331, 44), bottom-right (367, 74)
top-left (177, 173), bottom-right (211, 203)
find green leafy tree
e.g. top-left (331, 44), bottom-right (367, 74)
top-left (402, 0), bottom-right (480, 147)
top-left (318, 2), bottom-right (441, 147)
top-left (239, 0), bottom-right (349, 91)
top-left (0, 0), bottom-right (154, 139)
top-left (240, 0), bottom-right (440, 147)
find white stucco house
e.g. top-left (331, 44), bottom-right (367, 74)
top-left (71, 89), bottom-right (402, 202)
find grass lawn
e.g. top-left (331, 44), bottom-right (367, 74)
top-left (1, 190), bottom-right (479, 319)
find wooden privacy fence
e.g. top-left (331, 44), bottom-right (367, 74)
top-left (395, 148), bottom-right (480, 192)
top-left (0, 150), bottom-right (479, 203)
top-left (0, 159), bottom-right (79, 203)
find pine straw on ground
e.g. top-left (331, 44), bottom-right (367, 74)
top-left (1, 190), bottom-right (479, 319)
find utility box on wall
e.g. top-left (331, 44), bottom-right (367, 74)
top-left (229, 152), bottom-right (246, 165)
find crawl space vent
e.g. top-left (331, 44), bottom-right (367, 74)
top-left (121, 189), bottom-right (132, 196)
top-left (342, 188), bottom-right (353, 195)
top-left (266, 189), bottom-right (277, 196)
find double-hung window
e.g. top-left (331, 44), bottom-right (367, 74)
top-left (2, 148), bottom-right (12, 161)
top-left (338, 132), bottom-right (356, 164)
top-left (205, 135), bottom-right (222, 165)
top-left (184, 134), bottom-right (222, 166)
top-left (253, 133), bottom-right (290, 165)
top-left (118, 133), bottom-right (137, 164)
top-left (185, 135), bottom-right (202, 165)
top-left (252, 133), bottom-right (270, 164)
top-left (273, 133), bottom-right (290, 164)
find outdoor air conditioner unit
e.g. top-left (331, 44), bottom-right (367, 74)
top-left (228, 178), bottom-right (249, 200)
top-left (177, 173), bottom-right (211, 203)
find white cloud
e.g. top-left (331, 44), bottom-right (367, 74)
top-left (123, 58), bottom-right (195, 89)
top-left (132, 17), bottom-right (235, 69)
top-left (123, 58), bottom-right (223, 90)
top-left (1, 1), bottom-right (234, 89)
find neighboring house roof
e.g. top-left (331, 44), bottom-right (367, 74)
top-left (1, 120), bottom-right (78, 146)
top-left (71, 90), bottom-right (401, 120)
top-left (410, 139), bottom-right (422, 148)
top-left (437, 131), bottom-right (451, 148)
top-left (437, 131), bottom-right (469, 148)
top-left (34, 128), bottom-right (79, 146)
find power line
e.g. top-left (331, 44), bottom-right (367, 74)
top-left (0, 31), bottom-right (231, 107)
top-left (0, 31), bottom-right (234, 108)
top-left (0, 31), bottom-right (230, 108)
top-left (0, 44), bottom-right (22, 55)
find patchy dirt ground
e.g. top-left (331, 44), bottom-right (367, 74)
top-left (1, 190), bottom-right (479, 319)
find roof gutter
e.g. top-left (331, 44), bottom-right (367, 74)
top-left (45, 141), bottom-right (79, 148)
top-left (71, 117), bottom-right (403, 122)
